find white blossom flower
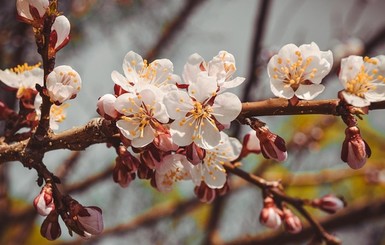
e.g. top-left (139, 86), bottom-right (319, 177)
top-left (154, 154), bottom-right (192, 193)
top-left (16, 0), bottom-right (49, 25)
top-left (50, 15), bottom-right (71, 53)
top-left (115, 86), bottom-right (169, 148)
top-left (190, 132), bottom-right (241, 189)
top-left (46, 65), bottom-right (81, 104)
top-left (34, 94), bottom-right (68, 130)
top-left (339, 55), bottom-right (385, 107)
top-left (268, 42), bottom-right (333, 100)
top-left (0, 63), bottom-right (43, 98)
top-left (111, 51), bottom-right (179, 95)
top-left (164, 73), bottom-right (242, 149)
top-left (182, 51), bottom-right (245, 91)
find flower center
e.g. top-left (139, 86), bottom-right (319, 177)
top-left (122, 99), bottom-right (156, 138)
top-left (162, 167), bottom-right (188, 187)
top-left (272, 51), bottom-right (317, 90)
top-left (10, 62), bottom-right (41, 74)
top-left (50, 103), bottom-right (69, 123)
top-left (345, 57), bottom-right (385, 98)
top-left (179, 101), bottom-right (218, 141)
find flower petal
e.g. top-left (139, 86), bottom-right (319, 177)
top-left (295, 84), bottom-right (325, 100)
top-left (211, 92), bottom-right (241, 125)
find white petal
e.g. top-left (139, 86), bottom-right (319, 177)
top-left (163, 90), bottom-right (193, 119)
top-left (211, 92), bottom-right (241, 124)
top-left (202, 163), bottom-right (227, 189)
top-left (114, 93), bottom-right (140, 115)
top-left (131, 125), bottom-right (155, 148)
top-left (341, 91), bottom-right (370, 107)
top-left (219, 77), bottom-right (245, 91)
top-left (188, 73), bottom-right (217, 102)
top-left (122, 51), bottom-right (144, 83)
top-left (0, 70), bottom-right (21, 88)
top-left (170, 119), bottom-right (194, 146)
top-left (111, 70), bottom-right (132, 92)
top-left (182, 53), bottom-right (205, 84)
top-left (116, 119), bottom-right (137, 140)
top-left (195, 118), bottom-right (221, 149)
top-left (295, 84), bottom-right (325, 100)
top-left (270, 80), bottom-right (295, 99)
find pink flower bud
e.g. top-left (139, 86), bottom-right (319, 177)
top-left (194, 182), bottom-right (216, 203)
top-left (41, 210), bottom-right (61, 241)
top-left (259, 197), bottom-right (282, 229)
top-left (312, 194), bottom-right (346, 214)
top-left (256, 127), bottom-right (287, 162)
top-left (341, 126), bottom-right (371, 169)
top-left (153, 132), bottom-right (179, 152)
top-left (50, 16), bottom-right (71, 53)
top-left (97, 94), bottom-right (119, 120)
top-left (46, 65), bottom-right (82, 104)
top-left (239, 130), bottom-right (261, 158)
top-left (33, 183), bottom-right (55, 216)
top-left (137, 164), bottom-right (154, 180)
top-left (113, 157), bottom-right (136, 188)
top-left (16, 0), bottom-right (49, 26)
top-left (67, 198), bottom-right (104, 238)
top-left (77, 206), bottom-right (104, 236)
top-left (283, 209), bottom-right (302, 234)
top-left (185, 143), bottom-right (206, 165)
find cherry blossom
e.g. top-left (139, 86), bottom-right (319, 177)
top-left (16, 0), bottom-right (49, 26)
top-left (115, 86), bottom-right (169, 148)
top-left (339, 55), bottom-right (385, 107)
top-left (268, 42), bottom-right (333, 100)
top-left (154, 154), bottom-right (192, 193)
top-left (111, 51), bottom-right (179, 95)
top-left (0, 63), bottom-right (43, 99)
top-left (46, 65), bottom-right (82, 104)
top-left (181, 51), bottom-right (245, 91)
top-left (164, 72), bottom-right (242, 149)
top-left (190, 132), bottom-right (241, 189)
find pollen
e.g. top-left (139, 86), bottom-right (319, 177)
top-left (11, 62), bottom-right (41, 74)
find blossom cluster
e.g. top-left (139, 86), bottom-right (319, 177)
top-left (98, 50), bottom-right (246, 199)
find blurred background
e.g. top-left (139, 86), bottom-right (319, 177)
top-left (1, 0), bottom-right (385, 244)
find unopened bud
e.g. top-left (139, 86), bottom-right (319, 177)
top-left (283, 209), bottom-right (302, 234)
top-left (186, 143), bottom-right (206, 165)
top-left (50, 15), bottom-right (71, 53)
top-left (194, 182), bottom-right (216, 203)
top-left (239, 130), bottom-right (261, 158)
top-left (113, 157), bottom-right (136, 188)
top-left (312, 194), bottom-right (346, 214)
top-left (341, 126), bottom-right (371, 169)
top-left (259, 197), bottom-right (282, 229)
top-left (256, 127), bottom-right (287, 162)
top-left (97, 94), bottom-right (119, 120)
top-left (41, 210), bottom-right (61, 241)
top-left (33, 183), bottom-right (55, 216)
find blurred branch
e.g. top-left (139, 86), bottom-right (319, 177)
top-left (145, 0), bottom-right (207, 62)
top-left (57, 197), bottom-right (202, 245)
top-left (223, 195), bottom-right (385, 245)
top-left (232, 0), bottom-right (272, 138)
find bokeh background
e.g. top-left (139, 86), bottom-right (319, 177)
top-left (2, 0), bottom-right (385, 244)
